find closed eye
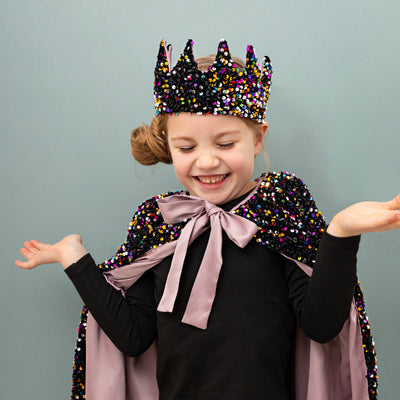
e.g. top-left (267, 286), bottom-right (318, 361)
top-left (218, 142), bottom-right (235, 149)
top-left (179, 145), bottom-right (195, 153)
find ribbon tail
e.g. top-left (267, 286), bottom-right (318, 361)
top-left (157, 218), bottom-right (195, 313)
top-left (182, 215), bottom-right (223, 329)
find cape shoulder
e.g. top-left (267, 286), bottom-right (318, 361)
top-left (234, 172), bottom-right (326, 266)
top-left (99, 171), bottom-right (326, 271)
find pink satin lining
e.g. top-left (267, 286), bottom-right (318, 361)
top-left (86, 254), bottom-right (369, 400)
top-left (157, 195), bottom-right (259, 329)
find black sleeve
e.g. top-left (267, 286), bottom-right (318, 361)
top-left (285, 231), bottom-right (359, 343)
top-left (65, 253), bottom-right (157, 357)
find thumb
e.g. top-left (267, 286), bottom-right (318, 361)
top-left (385, 194), bottom-right (400, 210)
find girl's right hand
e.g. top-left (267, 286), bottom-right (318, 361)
top-left (15, 234), bottom-right (88, 270)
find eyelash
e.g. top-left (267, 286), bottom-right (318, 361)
top-left (179, 146), bottom-right (195, 153)
top-left (179, 142), bottom-right (235, 153)
top-left (218, 142), bottom-right (234, 149)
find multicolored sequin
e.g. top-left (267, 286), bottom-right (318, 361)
top-left (154, 39), bottom-right (272, 123)
top-left (70, 172), bottom-right (377, 400)
top-left (71, 306), bottom-right (87, 399)
top-left (355, 283), bottom-right (378, 398)
top-left (98, 191), bottom-right (186, 272)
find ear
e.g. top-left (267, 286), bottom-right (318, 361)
top-left (254, 122), bottom-right (268, 155)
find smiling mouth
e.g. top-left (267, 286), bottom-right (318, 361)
top-left (196, 174), bottom-right (229, 184)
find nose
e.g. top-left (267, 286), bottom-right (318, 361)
top-left (196, 149), bottom-right (220, 170)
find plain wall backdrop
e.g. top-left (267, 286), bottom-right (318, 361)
top-left (1, 0), bottom-right (399, 398)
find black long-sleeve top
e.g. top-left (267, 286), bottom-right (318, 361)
top-left (66, 194), bottom-right (359, 400)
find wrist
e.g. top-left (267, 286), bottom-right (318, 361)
top-left (326, 221), bottom-right (347, 238)
top-left (55, 235), bottom-right (88, 269)
top-left (327, 214), bottom-right (355, 238)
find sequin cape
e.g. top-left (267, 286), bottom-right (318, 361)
top-left (70, 171), bottom-right (378, 400)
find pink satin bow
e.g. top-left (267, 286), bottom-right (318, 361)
top-left (157, 195), bottom-right (259, 329)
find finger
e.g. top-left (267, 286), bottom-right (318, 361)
top-left (30, 240), bottom-right (48, 250)
top-left (385, 194), bottom-right (400, 210)
top-left (23, 240), bottom-right (39, 254)
top-left (382, 211), bottom-right (400, 225)
top-left (388, 210), bottom-right (400, 226)
top-left (20, 247), bottom-right (34, 259)
top-left (15, 259), bottom-right (35, 269)
top-left (369, 211), bottom-right (400, 232)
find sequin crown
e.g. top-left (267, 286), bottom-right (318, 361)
top-left (154, 39), bottom-right (272, 123)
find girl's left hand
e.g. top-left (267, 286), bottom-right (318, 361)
top-left (327, 194), bottom-right (400, 238)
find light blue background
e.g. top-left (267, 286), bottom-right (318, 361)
top-left (2, 1), bottom-right (399, 398)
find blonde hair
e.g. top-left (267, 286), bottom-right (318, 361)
top-left (130, 55), bottom-right (266, 166)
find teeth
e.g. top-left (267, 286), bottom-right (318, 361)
top-left (197, 174), bottom-right (227, 184)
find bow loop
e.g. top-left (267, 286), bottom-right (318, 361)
top-left (158, 195), bottom-right (210, 224)
top-left (219, 212), bottom-right (259, 248)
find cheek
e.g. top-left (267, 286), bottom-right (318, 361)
top-left (171, 153), bottom-right (190, 180)
top-left (234, 149), bottom-right (256, 178)
top-left (231, 146), bottom-right (256, 167)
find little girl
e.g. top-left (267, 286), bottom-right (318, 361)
top-left (16, 39), bottom-right (400, 400)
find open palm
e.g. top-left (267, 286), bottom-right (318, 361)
top-left (328, 194), bottom-right (400, 237)
top-left (15, 234), bottom-right (85, 270)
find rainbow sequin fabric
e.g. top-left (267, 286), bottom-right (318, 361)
top-left (154, 39), bottom-right (272, 123)
top-left (70, 172), bottom-right (378, 400)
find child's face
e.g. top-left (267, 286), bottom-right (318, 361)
top-left (167, 113), bottom-right (267, 205)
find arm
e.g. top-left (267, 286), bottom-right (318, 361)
top-left (286, 232), bottom-right (359, 343)
top-left (15, 234), bottom-right (157, 356)
top-left (287, 193), bottom-right (400, 342)
top-left (66, 254), bottom-right (157, 356)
